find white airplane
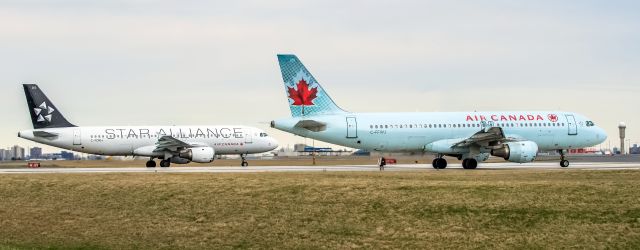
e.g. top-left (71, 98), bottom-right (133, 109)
top-left (271, 55), bottom-right (608, 169)
top-left (18, 84), bottom-right (278, 167)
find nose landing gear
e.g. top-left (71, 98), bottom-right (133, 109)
top-left (240, 154), bottom-right (248, 167)
top-left (559, 150), bottom-right (570, 167)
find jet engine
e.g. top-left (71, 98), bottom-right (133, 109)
top-left (178, 147), bottom-right (215, 163)
top-left (491, 141), bottom-right (538, 163)
top-left (170, 156), bottom-right (191, 164)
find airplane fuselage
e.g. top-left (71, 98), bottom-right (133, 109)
top-left (272, 111), bottom-right (607, 154)
top-left (19, 125), bottom-right (278, 156)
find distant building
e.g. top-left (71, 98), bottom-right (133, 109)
top-left (0, 149), bottom-right (4, 161)
top-left (568, 148), bottom-right (600, 154)
top-left (60, 151), bottom-right (75, 160)
top-left (352, 149), bottom-right (371, 156)
top-left (12, 145), bottom-right (25, 160)
top-left (294, 143), bottom-right (307, 152)
top-left (30, 147), bottom-right (43, 159)
top-left (2, 148), bottom-right (12, 161)
top-left (631, 144), bottom-right (640, 155)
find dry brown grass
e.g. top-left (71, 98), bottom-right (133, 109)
top-left (0, 170), bottom-right (639, 249)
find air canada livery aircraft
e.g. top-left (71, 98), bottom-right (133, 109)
top-left (271, 55), bottom-right (607, 169)
top-left (18, 84), bottom-right (278, 167)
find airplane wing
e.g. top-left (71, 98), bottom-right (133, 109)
top-left (153, 136), bottom-right (205, 153)
top-left (451, 127), bottom-right (521, 148)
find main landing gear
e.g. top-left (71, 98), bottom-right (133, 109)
top-left (432, 155), bottom-right (447, 169)
top-left (146, 158), bottom-right (156, 168)
top-left (240, 154), bottom-right (248, 167)
top-left (147, 157), bottom-right (171, 168)
top-left (462, 158), bottom-right (478, 169)
top-left (160, 160), bottom-right (171, 168)
top-left (559, 150), bottom-right (570, 167)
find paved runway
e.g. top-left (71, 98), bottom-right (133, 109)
top-left (1, 162), bottom-right (639, 174)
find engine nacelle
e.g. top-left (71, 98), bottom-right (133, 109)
top-left (178, 147), bottom-right (215, 163)
top-left (460, 153), bottom-right (490, 162)
top-left (491, 141), bottom-right (538, 163)
top-left (170, 156), bottom-right (191, 164)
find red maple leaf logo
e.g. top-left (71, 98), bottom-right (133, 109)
top-left (548, 114), bottom-right (558, 122)
top-left (287, 79), bottom-right (318, 106)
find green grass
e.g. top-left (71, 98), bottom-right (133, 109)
top-left (0, 170), bottom-right (639, 249)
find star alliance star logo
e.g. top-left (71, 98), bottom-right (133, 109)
top-left (33, 101), bottom-right (55, 123)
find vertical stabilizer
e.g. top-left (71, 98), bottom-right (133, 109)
top-left (23, 84), bottom-right (76, 129)
top-left (277, 54), bottom-right (345, 117)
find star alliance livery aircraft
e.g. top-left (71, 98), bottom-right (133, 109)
top-left (271, 55), bottom-right (607, 169)
top-left (18, 84), bottom-right (278, 167)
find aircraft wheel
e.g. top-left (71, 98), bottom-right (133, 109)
top-left (560, 160), bottom-right (569, 168)
top-left (160, 160), bottom-right (171, 168)
top-left (462, 158), bottom-right (477, 169)
top-left (146, 160), bottom-right (156, 168)
top-left (432, 159), bottom-right (438, 169)
top-left (241, 161), bottom-right (248, 167)
top-left (434, 158), bottom-right (447, 169)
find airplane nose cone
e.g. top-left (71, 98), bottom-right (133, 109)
top-left (596, 127), bottom-right (607, 144)
top-left (268, 137), bottom-right (279, 150)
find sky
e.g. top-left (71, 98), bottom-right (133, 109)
top-left (0, 0), bottom-right (638, 153)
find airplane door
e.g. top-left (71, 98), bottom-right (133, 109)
top-left (346, 117), bottom-right (358, 138)
top-left (566, 114), bottom-right (577, 135)
top-left (73, 129), bottom-right (82, 145)
top-left (245, 133), bottom-right (253, 144)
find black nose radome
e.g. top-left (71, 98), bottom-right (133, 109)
top-left (18, 132), bottom-right (21, 137)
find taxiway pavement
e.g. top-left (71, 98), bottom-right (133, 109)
top-left (1, 162), bottom-right (639, 174)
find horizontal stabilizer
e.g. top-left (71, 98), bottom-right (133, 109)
top-left (33, 131), bottom-right (59, 138)
top-left (294, 120), bottom-right (327, 132)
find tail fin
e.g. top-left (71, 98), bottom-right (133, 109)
top-left (23, 84), bottom-right (76, 129)
top-left (277, 54), bottom-right (345, 117)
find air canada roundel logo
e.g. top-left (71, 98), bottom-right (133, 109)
top-left (287, 78), bottom-right (318, 106)
top-left (548, 114), bottom-right (558, 122)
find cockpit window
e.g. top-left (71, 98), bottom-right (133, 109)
top-left (259, 133), bottom-right (268, 137)
top-left (586, 121), bottom-right (594, 127)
